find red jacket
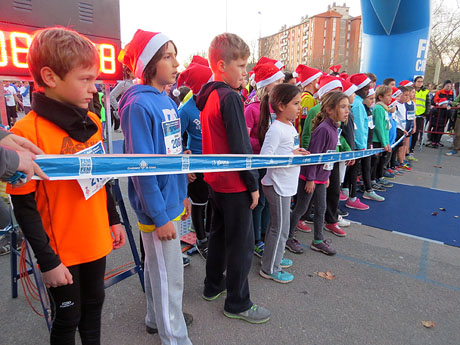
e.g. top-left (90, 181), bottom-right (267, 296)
top-left (196, 82), bottom-right (258, 193)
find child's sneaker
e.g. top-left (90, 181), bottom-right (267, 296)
top-left (183, 255), bottom-right (190, 267)
top-left (196, 240), bottom-right (208, 260)
top-left (346, 198), bottom-right (370, 210)
top-left (341, 188), bottom-right (349, 199)
top-left (202, 289), bottom-right (226, 301)
top-left (399, 164), bottom-right (412, 171)
top-left (392, 167), bottom-right (404, 175)
top-left (337, 215), bottom-right (350, 227)
top-left (224, 304), bottom-right (271, 324)
top-left (285, 238), bottom-right (304, 254)
top-left (339, 191), bottom-right (348, 201)
top-left (371, 183), bottom-right (386, 192)
top-left (296, 220), bottom-right (312, 233)
top-left (383, 171), bottom-right (395, 179)
top-left (445, 150), bottom-right (458, 156)
top-left (280, 257), bottom-right (293, 268)
top-left (310, 239), bottom-right (336, 255)
top-left (254, 241), bottom-right (264, 258)
top-left (338, 208), bottom-right (349, 217)
top-left (407, 154), bottom-right (418, 161)
top-left (363, 190), bottom-right (385, 202)
top-left (259, 269), bottom-right (294, 283)
top-left (377, 178), bottom-right (393, 188)
top-left (0, 235), bottom-right (11, 256)
top-left (324, 223), bottom-right (346, 237)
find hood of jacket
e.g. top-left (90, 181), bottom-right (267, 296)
top-left (196, 81), bottom-right (231, 111)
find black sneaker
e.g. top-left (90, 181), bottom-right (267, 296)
top-left (0, 235), bottom-right (11, 256)
top-left (338, 208), bottom-right (349, 218)
top-left (146, 312), bottom-right (193, 334)
top-left (196, 241), bottom-right (208, 260)
top-left (183, 256), bottom-right (190, 267)
top-left (371, 183), bottom-right (386, 192)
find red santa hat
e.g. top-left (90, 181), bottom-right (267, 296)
top-left (367, 88), bottom-right (376, 97)
top-left (399, 80), bottom-right (413, 87)
top-left (177, 63), bottom-right (213, 95)
top-left (437, 98), bottom-right (450, 106)
top-left (253, 63), bottom-right (285, 89)
top-left (329, 64), bottom-right (341, 73)
top-left (191, 55), bottom-right (209, 67)
top-left (295, 64), bottom-right (322, 88)
top-left (392, 87), bottom-right (402, 98)
top-left (317, 75), bottom-right (343, 99)
top-left (340, 79), bottom-right (358, 97)
top-left (347, 73), bottom-right (371, 90)
top-left (339, 72), bottom-right (349, 80)
top-left (257, 56), bottom-right (285, 70)
top-left (389, 98), bottom-right (398, 108)
top-left (122, 29), bottom-right (171, 79)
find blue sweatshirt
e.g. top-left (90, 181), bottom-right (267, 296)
top-left (119, 84), bottom-right (187, 227)
top-left (352, 95), bottom-right (369, 150)
top-left (179, 96), bottom-right (203, 154)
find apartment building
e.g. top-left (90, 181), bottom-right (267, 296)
top-left (259, 2), bottom-right (361, 73)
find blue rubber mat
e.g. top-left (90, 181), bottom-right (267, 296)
top-left (344, 183), bottom-right (460, 247)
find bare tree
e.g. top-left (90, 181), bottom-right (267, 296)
top-left (425, 0), bottom-right (460, 83)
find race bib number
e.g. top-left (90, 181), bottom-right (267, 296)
top-left (76, 141), bottom-right (111, 200)
top-left (323, 150), bottom-right (336, 171)
top-left (368, 115), bottom-right (375, 129)
top-left (407, 111), bottom-right (416, 120)
top-left (162, 119), bottom-right (182, 154)
top-left (293, 134), bottom-right (299, 149)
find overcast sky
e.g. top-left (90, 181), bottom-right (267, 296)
top-left (119, 0), bottom-right (362, 68)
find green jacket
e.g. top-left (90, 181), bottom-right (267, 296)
top-left (301, 103), bottom-right (320, 149)
top-left (372, 104), bottom-right (390, 146)
top-left (301, 103), bottom-right (351, 152)
top-left (452, 94), bottom-right (460, 118)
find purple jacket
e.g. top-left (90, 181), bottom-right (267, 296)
top-left (301, 116), bottom-right (339, 182)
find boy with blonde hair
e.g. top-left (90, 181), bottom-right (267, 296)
top-left (196, 33), bottom-right (270, 324)
top-left (7, 27), bottom-right (125, 344)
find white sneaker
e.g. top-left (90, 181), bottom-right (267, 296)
top-left (338, 215), bottom-right (351, 227)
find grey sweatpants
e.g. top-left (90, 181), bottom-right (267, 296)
top-left (141, 220), bottom-right (192, 345)
top-left (261, 185), bottom-right (291, 275)
top-left (289, 179), bottom-right (327, 241)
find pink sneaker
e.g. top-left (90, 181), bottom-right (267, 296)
top-left (296, 220), bottom-right (312, 233)
top-left (339, 191), bottom-right (348, 201)
top-left (345, 197), bottom-right (370, 210)
top-left (324, 223), bottom-right (346, 237)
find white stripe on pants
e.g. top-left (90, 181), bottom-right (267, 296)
top-left (141, 221), bottom-right (192, 345)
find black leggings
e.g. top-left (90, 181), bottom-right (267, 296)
top-left (48, 257), bottom-right (106, 345)
top-left (325, 163), bottom-right (340, 224)
top-left (410, 117), bottom-right (425, 151)
top-left (344, 159), bottom-right (359, 198)
top-left (371, 143), bottom-right (390, 180)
